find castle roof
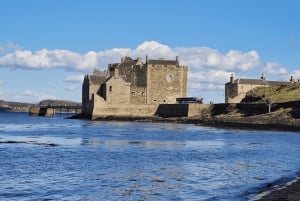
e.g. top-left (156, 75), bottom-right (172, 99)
top-left (147, 59), bottom-right (178, 66)
top-left (118, 58), bottom-right (137, 69)
top-left (227, 78), bottom-right (290, 86)
top-left (89, 75), bottom-right (106, 85)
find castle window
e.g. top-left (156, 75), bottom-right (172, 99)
top-left (142, 92), bottom-right (144, 96)
top-left (109, 86), bottom-right (112, 92)
top-left (131, 91), bottom-right (135, 95)
top-left (167, 74), bottom-right (173, 82)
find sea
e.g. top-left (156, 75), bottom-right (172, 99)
top-left (0, 112), bottom-right (300, 201)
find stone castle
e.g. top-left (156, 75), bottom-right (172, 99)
top-left (82, 56), bottom-right (188, 118)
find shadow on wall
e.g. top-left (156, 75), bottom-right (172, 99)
top-left (155, 104), bottom-right (189, 117)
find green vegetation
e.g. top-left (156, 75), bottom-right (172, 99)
top-left (244, 83), bottom-right (300, 103)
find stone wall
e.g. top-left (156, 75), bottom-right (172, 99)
top-left (146, 65), bottom-right (187, 104)
top-left (105, 72), bottom-right (131, 105)
top-left (91, 103), bottom-right (210, 119)
top-left (29, 106), bottom-right (55, 117)
top-left (155, 103), bottom-right (210, 118)
top-left (225, 83), bottom-right (268, 103)
top-left (92, 104), bottom-right (159, 119)
top-left (130, 86), bottom-right (147, 104)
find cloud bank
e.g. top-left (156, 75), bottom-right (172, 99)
top-left (0, 41), bottom-right (260, 71)
top-left (1, 40), bottom-right (290, 102)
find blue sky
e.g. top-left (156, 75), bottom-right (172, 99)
top-left (0, 0), bottom-right (299, 103)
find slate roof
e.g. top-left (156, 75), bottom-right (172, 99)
top-left (118, 59), bottom-right (137, 69)
top-left (227, 78), bottom-right (290, 85)
top-left (89, 75), bottom-right (106, 85)
top-left (147, 59), bottom-right (178, 65)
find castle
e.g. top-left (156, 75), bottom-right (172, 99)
top-left (82, 56), bottom-right (188, 118)
top-left (225, 73), bottom-right (291, 103)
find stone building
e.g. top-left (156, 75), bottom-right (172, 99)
top-left (225, 73), bottom-right (290, 103)
top-left (82, 56), bottom-right (188, 118)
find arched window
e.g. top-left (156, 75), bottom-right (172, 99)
top-left (167, 74), bottom-right (173, 82)
top-left (109, 86), bottom-right (112, 92)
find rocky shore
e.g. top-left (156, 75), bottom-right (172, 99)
top-left (255, 179), bottom-right (300, 201)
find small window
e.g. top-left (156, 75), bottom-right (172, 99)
top-left (167, 74), bottom-right (173, 82)
top-left (131, 91), bottom-right (135, 95)
top-left (109, 86), bottom-right (112, 92)
top-left (142, 92), bottom-right (145, 96)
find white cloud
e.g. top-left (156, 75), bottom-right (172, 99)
top-left (0, 41), bottom-right (260, 73)
top-left (23, 90), bottom-right (57, 101)
top-left (188, 70), bottom-right (232, 84)
top-left (264, 62), bottom-right (288, 75)
top-left (179, 48), bottom-right (260, 72)
top-left (64, 75), bottom-right (84, 83)
top-left (0, 49), bottom-right (102, 71)
top-left (64, 85), bottom-right (78, 91)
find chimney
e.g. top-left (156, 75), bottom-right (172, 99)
top-left (176, 56), bottom-right (179, 63)
top-left (230, 73), bottom-right (234, 83)
top-left (137, 57), bottom-right (142, 65)
top-left (290, 75), bottom-right (295, 82)
top-left (260, 73), bottom-right (266, 81)
top-left (146, 55), bottom-right (149, 64)
top-left (114, 68), bottom-right (119, 79)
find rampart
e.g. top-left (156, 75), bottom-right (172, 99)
top-left (90, 101), bottom-right (300, 120)
top-left (91, 103), bottom-right (210, 119)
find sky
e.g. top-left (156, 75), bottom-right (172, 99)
top-left (0, 0), bottom-right (300, 104)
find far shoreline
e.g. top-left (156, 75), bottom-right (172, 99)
top-left (70, 113), bottom-right (300, 133)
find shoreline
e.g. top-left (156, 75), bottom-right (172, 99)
top-left (71, 113), bottom-right (300, 133)
top-left (254, 178), bottom-right (300, 201)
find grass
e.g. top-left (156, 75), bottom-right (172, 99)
top-left (249, 83), bottom-right (300, 103)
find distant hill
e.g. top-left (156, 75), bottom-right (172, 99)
top-left (242, 83), bottom-right (300, 103)
top-left (39, 99), bottom-right (81, 107)
top-left (0, 100), bottom-right (36, 112)
top-left (0, 99), bottom-right (81, 112)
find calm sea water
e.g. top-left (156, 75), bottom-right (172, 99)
top-left (0, 112), bottom-right (300, 201)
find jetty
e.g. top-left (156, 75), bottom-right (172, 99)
top-left (29, 105), bottom-right (81, 117)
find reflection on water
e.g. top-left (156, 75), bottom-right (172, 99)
top-left (0, 112), bottom-right (300, 201)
